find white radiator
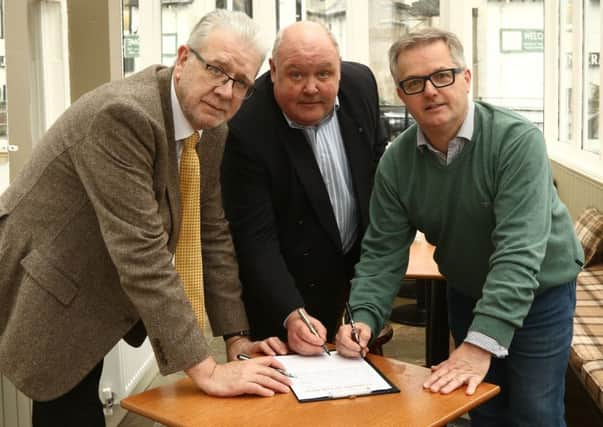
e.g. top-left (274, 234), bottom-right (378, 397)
top-left (0, 339), bottom-right (157, 427)
top-left (100, 338), bottom-right (157, 427)
top-left (0, 375), bottom-right (31, 427)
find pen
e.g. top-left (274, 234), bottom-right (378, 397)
top-left (236, 353), bottom-right (296, 378)
top-left (296, 308), bottom-right (331, 356)
top-left (345, 302), bottom-right (360, 345)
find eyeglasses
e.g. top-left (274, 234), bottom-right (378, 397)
top-left (188, 46), bottom-right (255, 100)
top-left (398, 68), bottom-right (464, 95)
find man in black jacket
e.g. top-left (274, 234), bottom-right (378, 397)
top-left (222, 21), bottom-right (387, 355)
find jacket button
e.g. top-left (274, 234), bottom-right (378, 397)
top-left (308, 283), bottom-right (316, 288)
top-left (297, 219), bottom-right (304, 225)
top-left (303, 251), bottom-right (310, 256)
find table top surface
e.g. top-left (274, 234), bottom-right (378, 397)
top-left (121, 354), bottom-right (499, 427)
top-left (406, 240), bottom-right (443, 280)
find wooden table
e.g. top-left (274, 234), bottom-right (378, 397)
top-left (121, 354), bottom-right (499, 427)
top-left (392, 240), bottom-right (448, 367)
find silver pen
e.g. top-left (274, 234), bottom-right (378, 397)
top-left (297, 308), bottom-right (331, 356)
top-left (345, 302), bottom-right (360, 345)
top-left (236, 353), bottom-right (296, 378)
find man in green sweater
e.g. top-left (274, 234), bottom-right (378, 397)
top-left (336, 28), bottom-right (584, 427)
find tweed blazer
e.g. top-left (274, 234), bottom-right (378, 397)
top-left (222, 62), bottom-right (387, 340)
top-left (0, 66), bottom-right (247, 400)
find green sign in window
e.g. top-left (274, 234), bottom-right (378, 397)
top-left (522, 30), bottom-right (543, 52)
top-left (500, 29), bottom-right (543, 53)
top-left (123, 34), bottom-right (140, 58)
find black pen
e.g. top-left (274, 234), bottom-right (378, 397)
top-left (345, 302), bottom-right (360, 346)
top-left (236, 353), bottom-right (296, 378)
top-left (297, 308), bottom-right (331, 356)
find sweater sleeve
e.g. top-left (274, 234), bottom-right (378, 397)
top-left (349, 148), bottom-right (414, 337)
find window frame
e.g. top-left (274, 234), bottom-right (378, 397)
top-left (544, 0), bottom-right (603, 184)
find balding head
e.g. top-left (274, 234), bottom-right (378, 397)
top-left (271, 21), bottom-right (340, 65)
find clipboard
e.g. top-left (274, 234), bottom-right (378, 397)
top-left (275, 352), bottom-right (400, 403)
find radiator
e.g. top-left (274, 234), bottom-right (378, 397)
top-left (0, 339), bottom-right (157, 427)
top-left (0, 376), bottom-right (31, 427)
top-left (100, 338), bottom-right (157, 427)
top-left (552, 161), bottom-right (603, 219)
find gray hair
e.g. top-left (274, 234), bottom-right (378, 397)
top-left (271, 21), bottom-right (341, 64)
top-left (187, 9), bottom-right (268, 63)
top-left (388, 27), bottom-right (466, 81)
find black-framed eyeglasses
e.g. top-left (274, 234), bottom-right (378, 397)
top-left (188, 46), bottom-right (255, 100)
top-left (398, 68), bottom-right (464, 95)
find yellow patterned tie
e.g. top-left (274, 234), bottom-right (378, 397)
top-left (175, 132), bottom-right (205, 330)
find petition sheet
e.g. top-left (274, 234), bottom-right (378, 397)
top-left (275, 352), bottom-right (397, 402)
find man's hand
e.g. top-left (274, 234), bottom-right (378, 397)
top-left (185, 356), bottom-right (291, 397)
top-left (335, 322), bottom-right (371, 358)
top-left (423, 342), bottom-right (491, 395)
top-left (226, 336), bottom-right (288, 361)
top-left (285, 309), bottom-right (328, 355)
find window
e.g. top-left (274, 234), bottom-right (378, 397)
top-left (122, 0), bottom-right (139, 76)
top-left (216, 0), bottom-right (253, 17)
top-left (583, 0), bottom-right (599, 154)
top-left (475, 2), bottom-right (544, 129)
top-left (545, 0), bottom-right (603, 182)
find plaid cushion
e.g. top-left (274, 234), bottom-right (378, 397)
top-left (575, 207), bottom-right (603, 268)
top-left (571, 265), bottom-right (603, 411)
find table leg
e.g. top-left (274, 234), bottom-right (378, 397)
top-left (425, 279), bottom-right (449, 367)
top-left (389, 281), bottom-right (427, 326)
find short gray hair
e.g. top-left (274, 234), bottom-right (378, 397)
top-left (388, 27), bottom-right (466, 81)
top-left (187, 9), bottom-right (268, 63)
top-left (271, 21), bottom-right (340, 64)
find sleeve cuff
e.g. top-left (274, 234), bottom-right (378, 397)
top-left (465, 331), bottom-right (508, 358)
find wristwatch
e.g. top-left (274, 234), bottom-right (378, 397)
top-left (223, 330), bottom-right (250, 340)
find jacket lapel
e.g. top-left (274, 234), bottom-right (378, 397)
top-left (280, 122), bottom-right (342, 250)
top-left (337, 109), bottom-right (372, 229)
top-left (157, 67), bottom-right (181, 253)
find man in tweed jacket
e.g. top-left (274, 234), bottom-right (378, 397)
top-left (0, 10), bottom-right (290, 426)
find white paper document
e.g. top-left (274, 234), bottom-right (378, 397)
top-left (275, 352), bottom-right (398, 402)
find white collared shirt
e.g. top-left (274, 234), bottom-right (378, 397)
top-left (171, 77), bottom-right (202, 163)
top-left (416, 101), bottom-right (475, 165)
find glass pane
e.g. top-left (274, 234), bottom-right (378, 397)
top-left (233, 0), bottom-right (252, 17)
top-left (368, 0), bottom-right (440, 141)
top-left (475, 1), bottom-right (544, 130)
top-left (122, 0), bottom-right (140, 77)
top-left (305, 0), bottom-right (348, 55)
top-left (558, 1), bottom-right (573, 143)
top-left (583, 0), bottom-right (600, 154)
top-left (0, 0), bottom-right (7, 195)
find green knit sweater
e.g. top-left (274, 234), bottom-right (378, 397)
top-left (351, 101), bottom-right (584, 347)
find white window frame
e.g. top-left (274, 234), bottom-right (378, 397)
top-left (544, 0), bottom-right (603, 184)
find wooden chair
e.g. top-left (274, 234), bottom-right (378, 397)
top-left (369, 323), bottom-right (394, 355)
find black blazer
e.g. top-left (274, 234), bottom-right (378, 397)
top-left (222, 62), bottom-right (387, 340)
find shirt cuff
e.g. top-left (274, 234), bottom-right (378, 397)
top-left (465, 331), bottom-right (508, 358)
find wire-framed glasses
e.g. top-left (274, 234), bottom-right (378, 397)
top-left (188, 46), bottom-right (255, 100)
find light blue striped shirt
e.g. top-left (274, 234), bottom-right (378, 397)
top-left (284, 100), bottom-right (358, 252)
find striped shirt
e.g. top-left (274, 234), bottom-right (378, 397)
top-left (284, 100), bottom-right (358, 253)
top-left (417, 102), bottom-right (475, 165)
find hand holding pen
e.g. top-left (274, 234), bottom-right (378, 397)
top-left (295, 308), bottom-right (331, 356)
top-left (335, 303), bottom-right (371, 359)
top-left (345, 302), bottom-right (361, 351)
top-left (237, 353), bottom-right (295, 378)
